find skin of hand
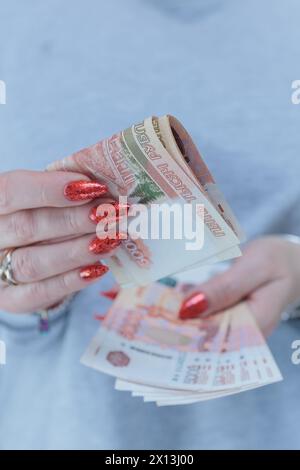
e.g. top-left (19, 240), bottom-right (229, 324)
top-left (0, 170), bottom-right (122, 314)
top-left (180, 236), bottom-right (300, 336)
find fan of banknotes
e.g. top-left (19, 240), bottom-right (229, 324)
top-left (81, 281), bottom-right (282, 406)
top-left (48, 115), bottom-right (245, 287)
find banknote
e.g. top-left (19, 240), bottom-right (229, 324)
top-left (81, 282), bottom-right (282, 405)
top-left (81, 283), bottom-right (230, 390)
top-left (48, 115), bottom-right (244, 286)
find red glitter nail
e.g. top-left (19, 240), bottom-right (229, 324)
top-left (89, 234), bottom-right (123, 255)
top-left (179, 291), bottom-right (209, 320)
top-left (79, 262), bottom-right (109, 281)
top-left (64, 180), bottom-right (108, 201)
top-left (89, 201), bottom-right (130, 224)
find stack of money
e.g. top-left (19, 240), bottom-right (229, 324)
top-left (81, 282), bottom-right (282, 406)
top-left (48, 115), bottom-right (244, 287)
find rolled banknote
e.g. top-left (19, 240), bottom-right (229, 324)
top-left (81, 281), bottom-right (282, 405)
top-left (48, 115), bottom-right (244, 286)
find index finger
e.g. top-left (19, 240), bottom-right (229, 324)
top-left (0, 170), bottom-right (108, 215)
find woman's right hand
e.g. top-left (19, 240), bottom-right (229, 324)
top-left (0, 170), bottom-right (120, 314)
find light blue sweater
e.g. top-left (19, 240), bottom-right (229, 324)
top-left (0, 0), bottom-right (299, 449)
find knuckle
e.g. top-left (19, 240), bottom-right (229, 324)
top-left (13, 249), bottom-right (39, 282)
top-left (39, 180), bottom-right (50, 207)
top-left (0, 173), bottom-right (12, 213)
top-left (27, 281), bottom-right (48, 305)
top-left (67, 237), bottom-right (87, 265)
top-left (56, 273), bottom-right (71, 294)
top-left (9, 210), bottom-right (36, 244)
top-left (62, 208), bottom-right (82, 235)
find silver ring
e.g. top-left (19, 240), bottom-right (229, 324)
top-left (0, 249), bottom-right (19, 286)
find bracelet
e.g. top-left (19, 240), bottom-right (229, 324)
top-left (35, 294), bottom-right (75, 333)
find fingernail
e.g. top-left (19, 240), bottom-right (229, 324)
top-left (64, 180), bottom-right (108, 201)
top-left (179, 292), bottom-right (209, 320)
top-left (100, 288), bottom-right (119, 300)
top-left (89, 235), bottom-right (123, 255)
top-left (80, 262), bottom-right (109, 281)
top-left (89, 202), bottom-right (130, 224)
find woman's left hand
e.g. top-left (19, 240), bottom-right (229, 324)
top-left (180, 236), bottom-right (300, 336)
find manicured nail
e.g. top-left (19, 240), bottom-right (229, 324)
top-left (89, 202), bottom-right (130, 224)
top-left (179, 291), bottom-right (209, 320)
top-left (89, 235), bottom-right (123, 255)
top-left (100, 288), bottom-right (119, 300)
top-left (80, 262), bottom-right (109, 281)
top-left (64, 180), bottom-right (108, 201)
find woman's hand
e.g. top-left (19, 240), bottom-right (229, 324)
top-left (0, 170), bottom-right (121, 314)
top-left (179, 236), bottom-right (300, 336)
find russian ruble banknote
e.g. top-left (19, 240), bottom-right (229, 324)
top-left (81, 281), bottom-right (282, 406)
top-left (48, 115), bottom-right (245, 287)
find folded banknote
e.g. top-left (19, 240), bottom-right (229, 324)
top-left (48, 115), bottom-right (244, 286)
top-left (81, 281), bottom-right (282, 406)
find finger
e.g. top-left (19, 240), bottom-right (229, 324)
top-left (0, 170), bottom-right (108, 215)
top-left (0, 201), bottom-right (100, 249)
top-left (247, 279), bottom-right (289, 336)
top-left (10, 232), bottom-right (121, 284)
top-left (36, 234), bottom-right (86, 245)
top-left (0, 263), bottom-right (109, 314)
top-left (32, 198), bottom-right (118, 246)
top-left (179, 252), bottom-right (271, 319)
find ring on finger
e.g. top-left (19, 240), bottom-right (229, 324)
top-left (0, 248), bottom-right (19, 286)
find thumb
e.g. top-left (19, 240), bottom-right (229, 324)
top-left (179, 256), bottom-right (267, 320)
top-left (247, 279), bottom-right (287, 336)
